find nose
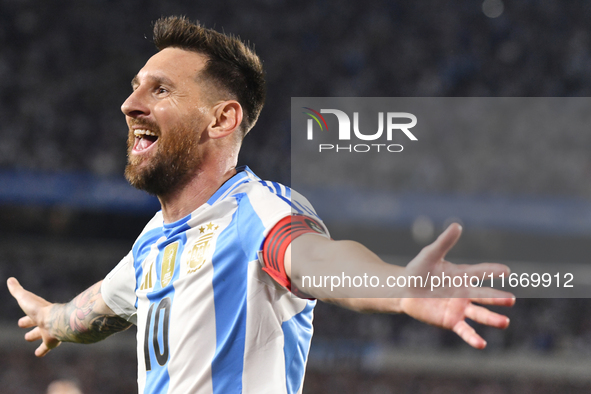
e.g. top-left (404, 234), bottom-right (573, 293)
top-left (121, 88), bottom-right (150, 118)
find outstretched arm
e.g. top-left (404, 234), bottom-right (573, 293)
top-left (7, 278), bottom-right (132, 357)
top-left (285, 223), bottom-right (515, 349)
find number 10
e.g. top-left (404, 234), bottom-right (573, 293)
top-left (144, 297), bottom-right (172, 371)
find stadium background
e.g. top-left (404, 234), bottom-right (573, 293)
top-left (2, 0), bottom-right (591, 393)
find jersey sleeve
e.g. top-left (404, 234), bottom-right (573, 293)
top-left (234, 181), bottom-right (329, 294)
top-left (101, 251), bottom-right (138, 324)
top-left (261, 214), bottom-right (329, 291)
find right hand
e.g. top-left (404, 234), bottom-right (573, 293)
top-left (7, 277), bottom-right (61, 357)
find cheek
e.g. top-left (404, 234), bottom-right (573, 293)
top-left (152, 103), bottom-right (177, 125)
top-left (153, 99), bottom-right (207, 134)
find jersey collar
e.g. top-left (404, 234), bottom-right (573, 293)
top-left (206, 166), bottom-right (255, 206)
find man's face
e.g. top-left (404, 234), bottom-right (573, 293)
top-left (121, 48), bottom-right (212, 196)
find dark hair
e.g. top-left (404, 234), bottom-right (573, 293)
top-left (153, 16), bottom-right (266, 136)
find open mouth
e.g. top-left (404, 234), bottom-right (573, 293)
top-left (133, 129), bottom-right (159, 153)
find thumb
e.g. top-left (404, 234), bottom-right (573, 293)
top-left (7, 277), bottom-right (50, 318)
top-left (7, 277), bottom-right (24, 299)
top-left (426, 223), bottom-right (462, 260)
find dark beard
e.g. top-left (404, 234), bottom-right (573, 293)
top-left (125, 122), bottom-right (201, 196)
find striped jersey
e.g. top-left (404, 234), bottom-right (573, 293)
top-left (101, 166), bottom-right (326, 394)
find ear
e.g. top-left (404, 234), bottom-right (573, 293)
top-left (208, 100), bottom-right (243, 139)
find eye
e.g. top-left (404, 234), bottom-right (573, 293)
top-left (156, 86), bottom-right (169, 95)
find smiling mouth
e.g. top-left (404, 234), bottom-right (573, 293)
top-left (133, 129), bottom-right (159, 152)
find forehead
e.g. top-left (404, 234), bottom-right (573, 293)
top-left (135, 47), bottom-right (208, 85)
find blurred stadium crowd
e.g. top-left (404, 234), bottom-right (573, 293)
top-left (2, 0), bottom-right (591, 193)
top-left (2, 0), bottom-right (591, 393)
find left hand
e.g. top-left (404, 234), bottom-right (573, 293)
top-left (400, 223), bottom-right (515, 349)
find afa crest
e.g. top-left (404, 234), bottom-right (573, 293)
top-left (187, 222), bottom-right (219, 273)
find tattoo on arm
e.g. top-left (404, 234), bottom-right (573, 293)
top-left (49, 282), bottom-right (132, 344)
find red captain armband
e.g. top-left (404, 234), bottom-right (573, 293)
top-left (262, 215), bottom-right (328, 292)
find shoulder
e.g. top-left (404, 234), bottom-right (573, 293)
top-left (130, 211), bottom-right (164, 257)
top-left (134, 211), bottom-right (164, 239)
top-left (225, 167), bottom-right (288, 209)
top-left (228, 178), bottom-right (291, 234)
top-left (229, 167), bottom-right (316, 213)
top-left (232, 177), bottom-right (322, 229)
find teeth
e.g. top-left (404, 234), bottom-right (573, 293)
top-left (134, 129), bottom-right (157, 138)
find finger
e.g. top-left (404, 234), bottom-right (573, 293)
top-left (35, 342), bottom-right (51, 358)
top-left (18, 316), bottom-right (35, 329)
top-left (432, 285), bottom-right (514, 300)
top-left (25, 327), bottom-right (42, 342)
top-left (471, 296), bottom-right (516, 307)
top-left (6, 277), bottom-right (24, 299)
top-left (454, 286), bottom-right (515, 300)
top-left (6, 277), bottom-right (49, 320)
top-left (465, 303), bottom-right (511, 329)
top-left (453, 262), bottom-right (511, 277)
top-left (36, 340), bottom-right (60, 357)
top-left (425, 223), bottom-right (462, 260)
top-left (8, 278), bottom-right (39, 321)
top-left (453, 320), bottom-right (486, 349)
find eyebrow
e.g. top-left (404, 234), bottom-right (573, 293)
top-left (131, 74), bottom-right (176, 89)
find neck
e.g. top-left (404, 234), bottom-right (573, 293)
top-left (158, 164), bottom-right (237, 223)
